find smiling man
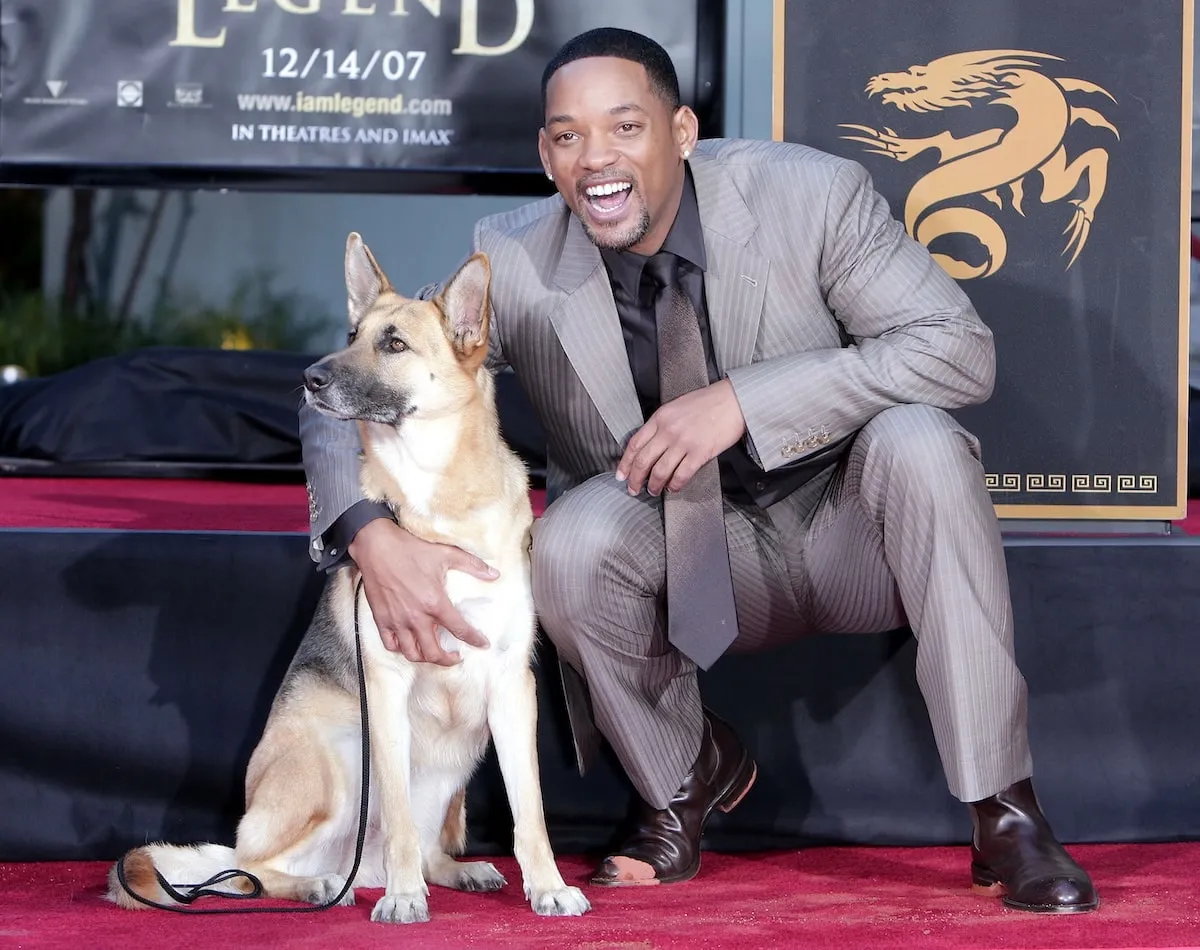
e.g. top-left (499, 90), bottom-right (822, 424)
top-left (299, 28), bottom-right (1098, 913)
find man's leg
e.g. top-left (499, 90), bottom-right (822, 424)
top-left (532, 472), bottom-right (804, 808)
top-left (796, 403), bottom-right (1096, 913)
top-left (799, 404), bottom-right (1029, 800)
top-left (532, 473), bottom-right (699, 805)
top-left (532, 472), bottom-right (806, 885)
top-left (533, 407), bottom-right (1095, 909)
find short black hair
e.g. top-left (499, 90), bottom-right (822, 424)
top-left (540, 27), bottom-right (681, 117)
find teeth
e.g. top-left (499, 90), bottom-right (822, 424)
top-left (586, 181), bottom-right (631, 197)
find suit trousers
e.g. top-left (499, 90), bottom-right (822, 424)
top-left (531, 404), bottom-right (1033, 811)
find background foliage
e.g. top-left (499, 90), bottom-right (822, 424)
top-left (0, 188), bottom-right (331, 377)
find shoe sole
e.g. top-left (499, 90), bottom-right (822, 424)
top-left (592, 753), bottom-right (758, 888)
top-left (717, 756), bottom-right (757, 815)
top-left (971, 872), bottom-right (1100, 914)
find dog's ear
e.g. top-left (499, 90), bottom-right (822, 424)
top-left (345, 232), bottom-right (391, 326)
top-left (437, 252), bottom-right (491, 361)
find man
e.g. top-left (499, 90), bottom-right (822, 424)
top-left (300, 27), bottom-right (1098, 913)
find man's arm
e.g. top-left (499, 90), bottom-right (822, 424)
top-left (300, 402), bottom-right (388, 570)
top-left (726, 159), bottom-right (995, 472)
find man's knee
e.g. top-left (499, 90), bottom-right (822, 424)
top-left (531, 474), bottom-right (664, 641)
top-left (856, 404), bottom-right (983, 493)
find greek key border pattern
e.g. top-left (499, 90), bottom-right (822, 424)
top-left (985, 473), bottom-right (1159, 494)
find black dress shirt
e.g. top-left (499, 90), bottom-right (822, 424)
top-left (599, 170), bottom-right (764, 506)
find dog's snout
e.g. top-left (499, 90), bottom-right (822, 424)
top-left (304, 363), bottom-right (333, 392)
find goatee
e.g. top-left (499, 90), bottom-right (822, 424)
top-left (578, 206), bottom-right (652, 251)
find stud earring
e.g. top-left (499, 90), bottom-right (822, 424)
top-left (546, 172), bottom-right (554, 181)
top-left (682, 149), bottom-right (691, 159)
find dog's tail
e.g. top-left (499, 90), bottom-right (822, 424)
top-left (105, 843), bottom-right (242, 910)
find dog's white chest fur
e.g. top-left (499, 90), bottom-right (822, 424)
top-left (366, 422), bottom-right (455, 517)
top-left (359, 418), bottom-right (537, 657)
top-left (348, 552), bottom-right (535, 773)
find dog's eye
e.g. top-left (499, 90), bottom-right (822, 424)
top-left (346, 329), bottom-right (357, 345)
top-left (388, 338), bottom-right (408, 353)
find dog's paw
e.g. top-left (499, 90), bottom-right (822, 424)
top-left (304, 874), bottom-right (354, 906)
top-left (371, 891), bottom-right (430, 924)
top-left (530, 885), bottom-right (591, 917)
top-left (425, 856), bottom-right (507, 892)
top-left (451, 861), bottom-right (507, 892)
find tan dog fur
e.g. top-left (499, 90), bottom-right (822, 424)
top-left (106, 234), bottom-right (590, 924)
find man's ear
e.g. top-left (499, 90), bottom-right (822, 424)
top-left (345, 232), bottom-right (392, 325)
top-left (438, 252), bottom-right (491, 360)
top-left (537, 127), bottom-right (553, 181)
top-left (673, 105), bottom-right (700, 158)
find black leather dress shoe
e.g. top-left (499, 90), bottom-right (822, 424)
top-left (969, 778), bottom-right (1099, 913)
top-left (590, 709), bottom-right (756, 886)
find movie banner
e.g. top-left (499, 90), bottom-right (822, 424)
top-left (0, 0), bottom-right (714, 174)
top-left (774, 0), bottom-right (1193, 519)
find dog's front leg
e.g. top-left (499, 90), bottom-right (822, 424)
top-left (363, 662), bottom-right (428, 924)
top-left (488, 666), bottom-right (591, 917)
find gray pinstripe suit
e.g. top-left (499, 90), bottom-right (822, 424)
top-left (300, 138), bottom-right (1032, 812)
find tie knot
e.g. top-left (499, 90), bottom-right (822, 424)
top-left (643, 250), bottom-right (679, 292)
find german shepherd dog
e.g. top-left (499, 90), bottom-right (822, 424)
top-left (107, 234), bottom-right (590, 924)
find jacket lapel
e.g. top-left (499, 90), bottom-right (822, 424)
top-left (543, 153), bottom-right (768, 447)
top-left (547, 216), bottom-right (645, 447)
top-left (690, 155), bottom-right (769, 374)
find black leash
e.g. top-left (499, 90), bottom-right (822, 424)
top-left (116, 577), bottom-right (371, 914)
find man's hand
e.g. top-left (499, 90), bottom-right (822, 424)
top-left (616, 378), bottom-right (746, 496)
top-left (348, 518), bottom-right (497, 665)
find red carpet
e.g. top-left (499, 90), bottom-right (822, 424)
top-left (3, 484), bottom-right (1198, 947)
top-left (1, 845), bottom-right (1198, 949)
top-left (0, 477), bottom-right (547, 531)
top-left (0, 476), bottom-right (1192, 534)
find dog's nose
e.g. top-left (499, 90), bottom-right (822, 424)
top-left (304, 363), bottom-right (333, 392)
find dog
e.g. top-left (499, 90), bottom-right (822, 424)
top-left (106, 233), bottom-right (590, 924)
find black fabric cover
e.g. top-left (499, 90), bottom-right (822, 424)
top-left (0, 347), bottom-right (547, 482)
top-left (2, 347), bottom-right (1191, 500)
top-left (2, 529), bottom-right (1199, 862)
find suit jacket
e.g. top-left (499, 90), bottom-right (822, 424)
top-left (298, 137), bottom-right (996, 773)
top-left (301, 136), bottom-right (994, 559)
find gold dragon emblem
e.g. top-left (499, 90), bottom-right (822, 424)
top-left (839, 50), bottom-right (1119, 279)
